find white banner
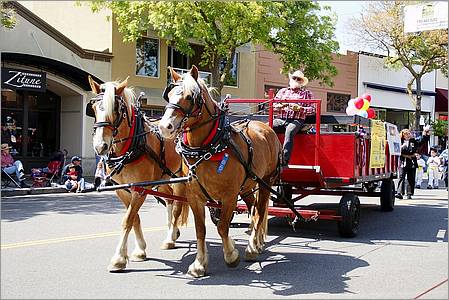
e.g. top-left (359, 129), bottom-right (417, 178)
top-left (386, 123), bottom-right (401, 156)
top-left (404, 2), bottom-right (448, 33)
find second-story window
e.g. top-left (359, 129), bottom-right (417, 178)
top-left (327, 92), bottom-right (350, 113)
top-left (219, 53), bottom-right (239, 87)
top-left (136, 37), bottom-right (159, 78)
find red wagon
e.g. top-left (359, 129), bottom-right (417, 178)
top-left (99, 93), bottom-right (399, 238)
top-left (227, 92), bottom-right (399, 237)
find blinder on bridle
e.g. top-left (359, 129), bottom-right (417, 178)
top-left (86, 92), bottom-right (132, 137)
top-left (162, 81), bottom-right (204, 118)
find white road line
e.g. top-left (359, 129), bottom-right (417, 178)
top-left (436, 229), bottom-right (446, 242)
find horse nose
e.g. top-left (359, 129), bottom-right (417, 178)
top-left (95, 143), bottom-right (109, 155)
top-left (166, 123), bottom-right (173, 130)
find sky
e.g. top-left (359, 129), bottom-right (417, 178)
top-left (317, 1), bottom-right (365, 54)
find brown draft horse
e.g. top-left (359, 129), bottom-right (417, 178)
top-left (88, 76), bottom-right (189, 272)
top-left (158, 66), bottom-right (282, 277)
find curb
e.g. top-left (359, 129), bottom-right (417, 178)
top-left (1, 186), bottom-right (68, 197)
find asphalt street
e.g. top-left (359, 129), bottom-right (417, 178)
top-left (1, 187), bottom-right (447, 299)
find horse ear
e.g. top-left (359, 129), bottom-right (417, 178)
top-left (116, 76), bottom-right (129, 96)
top-left (88, 75), bottom-right (101, 94)
top-left (169, 67), bottom-right (182, 82)
top-left (190, 65), bottom-right (199, 81)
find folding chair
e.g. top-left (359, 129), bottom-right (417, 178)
top-left (1, 168), bottom-right (21, 188)
top-left (45, 160), bottom-right (63, 184)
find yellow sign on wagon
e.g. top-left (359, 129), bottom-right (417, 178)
top-left (369, 120), bottom-right (386, 168)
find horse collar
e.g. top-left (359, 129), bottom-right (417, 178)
top-left (176, 113), bottom-right (230, 160)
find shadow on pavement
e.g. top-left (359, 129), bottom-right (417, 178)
top-left (128, 236), bottom-right (368, 296)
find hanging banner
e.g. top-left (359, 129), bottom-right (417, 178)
top-left (386, 123), bottom-right (401, 156)
top-left (404, 2), bottom-right (448, 33)
top-left (369, 120), bottom-right (386, 168)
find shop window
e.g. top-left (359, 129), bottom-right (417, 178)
top-left (219, 53), bottom-right (239, 87)
top-left (168, 46), bottom-right (189, 70)
top-left (136, 37), bottom-right (160, 78)
top-left (327, 92), bottom-right (351, 113)
top-left (143, 108), bottom-right (164, 119)
top-left (1, 90), bottom-right (59, 158)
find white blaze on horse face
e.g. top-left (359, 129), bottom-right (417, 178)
top-left (93, 102), bottom-right (113, 155)
top-left (159, 93), bottom-right (185, 139)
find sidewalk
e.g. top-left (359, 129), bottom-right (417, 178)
top-left (1, 176), bottom-right (96, 197)
top-left (2, 177), bottom-right (446, 198)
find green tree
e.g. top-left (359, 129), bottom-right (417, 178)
top-left (1, 2), bottom-right (16, 29)
top-left (350, 1), bottom-right (448, 131)
top-left (87, 1), bottom-right (338, 96)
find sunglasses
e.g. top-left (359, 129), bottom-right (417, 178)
top-left (291, 76), bottom-right (303, 82)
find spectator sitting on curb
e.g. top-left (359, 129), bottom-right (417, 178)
top-left (1, 143), bottom-right (29, 188)
top-left (62, 156), bottom-right (84, 192)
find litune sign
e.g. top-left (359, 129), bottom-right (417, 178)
top-left (1, 68), bottom-right (46, 92)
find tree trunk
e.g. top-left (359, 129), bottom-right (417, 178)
top-left (210, 60), bottom-right (224, 101)
top-left (414, 76), bottom-right (422, 132)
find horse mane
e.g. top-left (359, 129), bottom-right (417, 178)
top-left (100, 81), bottom-right (136, 119)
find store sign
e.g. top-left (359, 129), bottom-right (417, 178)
top-left (1, 68), bottom-right (46, 92)
top-left (404, 2), bottom-right (448, 33)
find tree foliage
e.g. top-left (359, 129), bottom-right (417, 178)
top-left (87, 1), bottom-right (338, 95)
top-left (350, 1), bottom-right (448, 131)
top-left (1, 2), bottom-right (16, 29)
top-left (431, 119), bottom-right (448, 138)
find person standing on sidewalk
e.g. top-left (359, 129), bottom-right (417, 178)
top-left (426, 148), bottom-right (441, 189)
top-left (415, 153), bottom-right (426, 189)
top-left (396, 128), bottom-right (430, 199)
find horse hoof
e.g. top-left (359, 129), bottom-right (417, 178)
top-left (226, 254), bottom-right (240, 268)
top-left (244, 250), bottom-right (259, 261)
top-left (130, 251), bottom-right (146, 262)
top-left (176, 229), bottom-right (181, 241)
top-left (160, 241), bottom-right (175, 250)
top-left (187, 266), bottom-right (206, 278)
top-left (225, 249), bottom-right (240, 268)
top-left (108, 256), bottom-right (127, 272)
top-left (187, 261), bottom-right (207, 278)
top-left (108, 262), bottom-right (127, 272)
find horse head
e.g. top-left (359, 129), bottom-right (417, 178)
top-left (87, 75), bottom-right (133, 155)
top-left (159, 66), bottom-right (208, 139)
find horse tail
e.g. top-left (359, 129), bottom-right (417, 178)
top-left (176, 200), bottom-right (190, 227)
top-left (259, 189), bottom-right (269, 240)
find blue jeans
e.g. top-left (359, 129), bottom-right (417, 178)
top-left (3, 160), bottom-right (25, 181)
top-left (273, 118), bottom-right (305, 165)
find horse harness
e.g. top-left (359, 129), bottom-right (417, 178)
top-left (166, 82), bottom-right (257, 201)
top-left (87, 92), bottom-right (180, 181)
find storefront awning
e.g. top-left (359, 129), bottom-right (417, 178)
top-left (2, 52), bottom-right (104, 91)
top-left (436, 88), bottom-right (448, 113)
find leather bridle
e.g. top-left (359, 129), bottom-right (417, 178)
top-left (87, 92), bottom-right (133, 138)
top-left (162, 82), bottom-right (205, 120)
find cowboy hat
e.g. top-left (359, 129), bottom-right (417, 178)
top-left (289, 70), bottom-right (309, 87)
top-left (1, 143), bottom-right (12, 151)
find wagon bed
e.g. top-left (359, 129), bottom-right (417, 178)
top-left (227, 94), bottom-right (399, 237)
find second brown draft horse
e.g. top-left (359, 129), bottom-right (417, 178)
top-left (158, 66), bottom-right (282, 277)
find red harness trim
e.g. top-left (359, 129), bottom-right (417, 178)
top-left (117, 108), bottom-right (136, 157)
top-left (182, 115), bottom-right (228, 162)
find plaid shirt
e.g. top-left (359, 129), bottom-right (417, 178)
top-left (1, 152), bottom-right (14, 168)
top-left (274, 87), bottom-right (315, 120)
